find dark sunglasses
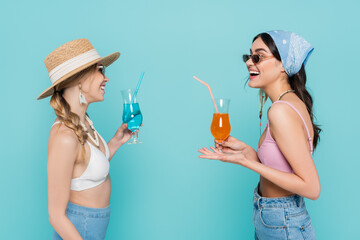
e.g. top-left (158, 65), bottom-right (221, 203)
top-left (242, 54), bottom-right (274, 64)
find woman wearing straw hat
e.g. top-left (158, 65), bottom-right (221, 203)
top-left (38, 39), bottom-right (132, 239)
top-left (198, 30), bottom-right (321, 239)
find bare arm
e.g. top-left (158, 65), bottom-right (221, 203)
top-left (47, 127), bottom-right (83, 239)
top-left (107, 124), bottom-right (132, 160)
top-left (265, 104), bottom-right (320, 199)
top-left (199, 105), bottom-right (320, 200)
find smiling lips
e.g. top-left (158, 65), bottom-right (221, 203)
top-left (249, 70), bottom-right (260, 79)
top-left (100, 84), bottom-right (106, 92)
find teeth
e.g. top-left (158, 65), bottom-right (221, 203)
top-left (249, 71), bottom-right (260, 75)
top-left (100, 86), bottom-right (105, 90)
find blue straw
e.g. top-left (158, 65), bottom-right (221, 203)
top-left (132, 72), bottom-right (145, 104)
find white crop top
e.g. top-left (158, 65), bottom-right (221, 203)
top-left (52, 122), bottom-right (110, 191)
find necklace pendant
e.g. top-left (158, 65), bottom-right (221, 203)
top-left (80, 116), bottom-right (100, 147)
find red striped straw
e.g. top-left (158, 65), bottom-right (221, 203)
top-left (193, 76), bottom-right (219, 113)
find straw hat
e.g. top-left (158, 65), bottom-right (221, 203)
top-left (37, 39), bottom-right (120, 100)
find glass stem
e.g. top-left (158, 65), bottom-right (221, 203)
top-left (132, 131), bottom-right (139, 140)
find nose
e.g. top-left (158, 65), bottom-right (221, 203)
top-left (104, 75), bottom-right (109, 82)
top-left (246, 58), bottom-right (254, 68)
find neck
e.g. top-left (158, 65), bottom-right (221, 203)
top-left (63, 86), bottom-right (88, 122)
top-left (263, 81), bottom-right (293, 103)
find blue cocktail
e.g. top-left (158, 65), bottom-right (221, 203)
top-left (121, 89), bottom-right (143, 144)
top-left (122, 103), bottom-right (143, 132)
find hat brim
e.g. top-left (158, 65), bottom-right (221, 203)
top-left (37, 52), bottom-right (120, 100)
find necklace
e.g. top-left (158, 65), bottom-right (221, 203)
top-left (277, 90), bottom-right (295, 101)
top-left (80, 115), bottom-right (99, 147)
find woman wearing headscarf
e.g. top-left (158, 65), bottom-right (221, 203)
top-left (199, 30), bottom-right (321, 239)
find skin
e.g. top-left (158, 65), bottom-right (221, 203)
top-left (198, 37), bottom-right (320, 201)
top-left (47, 64), bottom-right (132, 239)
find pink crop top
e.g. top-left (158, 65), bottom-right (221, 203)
top-left (257, 101), bottom-right (313, 173)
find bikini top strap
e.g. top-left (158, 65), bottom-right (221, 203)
top-left (273, 100), bottom-right (313, 153)
top-left (51, 121), bottom-right (63, 128)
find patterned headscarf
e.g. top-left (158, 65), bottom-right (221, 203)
top-left (266, 30), bottom-right (314, 77)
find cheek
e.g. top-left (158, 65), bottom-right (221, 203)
top-left (81, 83), bottom-right (91, 93)
top-left (89, 80), bottom-right (101, 92)
top-left (261, 63), bottom-right (281, 80)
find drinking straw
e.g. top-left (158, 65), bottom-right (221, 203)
top-left (193, 76), bottom-right (219, 113)
top-left (132, 72), bottom-right (145, 104)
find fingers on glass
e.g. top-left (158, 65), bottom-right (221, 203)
top-left (210, 146), bottom-right (221, 153)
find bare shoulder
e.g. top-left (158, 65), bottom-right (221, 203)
top-left (268, 102), bottom-right (297, 122)
top-left (267, 101), bottom-right (306, 132)
top-left (48, 123), bottom-right (80, 159)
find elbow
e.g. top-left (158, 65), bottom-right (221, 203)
top-left (308, 191), bottom-right (320, 200)
top-left (306, 183), bottom-right (321, 200)
top-left (49, 211), bottom-right (64, 228)
top-left (313, 187), bottom-right (321, 200)
top-left (49, 213), bottom-right (57, 228)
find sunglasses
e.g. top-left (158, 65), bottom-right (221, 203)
top-left (97, 65), bottom-right (106, 76)
top-left (242, 54), bottom-right (274, 64)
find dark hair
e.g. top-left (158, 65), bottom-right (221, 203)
top-left (253, 33), bottom-right (321, 149)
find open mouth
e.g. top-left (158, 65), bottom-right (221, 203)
top-left (249, 71), bottom-right (260, 77)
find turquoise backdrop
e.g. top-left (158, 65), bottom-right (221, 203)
top-left (1, 0), bottom-right (359, 239)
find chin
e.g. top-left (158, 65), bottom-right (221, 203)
top-left (94, 96), bottom-right (105, 102)
top-left (248, 80), bottom-right (261, 89)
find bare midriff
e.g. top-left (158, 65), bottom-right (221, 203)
top-left (259, 176), bottom-right (294, 198)
top-left (70, 176), bottom-right (111, 208)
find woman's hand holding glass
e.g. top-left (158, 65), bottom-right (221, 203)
top-left (198, 136), bottom-right (259, 165)
top-left (113, 123), bottom-right (133, 145)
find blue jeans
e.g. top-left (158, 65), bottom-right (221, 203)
top-left (253, 187), bottom-right (316, 240)
top-left (52, 202), bottom-right (110, 240)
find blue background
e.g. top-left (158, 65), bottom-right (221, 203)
top-left (1, 0), bottom-right (359, 239)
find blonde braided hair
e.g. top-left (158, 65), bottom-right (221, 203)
top-left (50, 64), bottom-right (98, 161)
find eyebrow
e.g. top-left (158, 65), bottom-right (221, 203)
top-left (250, 48), bottom-right (268, 54)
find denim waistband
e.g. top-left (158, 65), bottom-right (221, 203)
top-left (253, 186), bottom-right (304, 209)
top-left (66, 202), bottom-right (110, 218)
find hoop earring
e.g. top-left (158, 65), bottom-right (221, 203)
top-left (79, 85), bottom-right (87, 105)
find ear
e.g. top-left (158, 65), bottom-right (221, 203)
top-left (279, 62), bottom-right (286, 73)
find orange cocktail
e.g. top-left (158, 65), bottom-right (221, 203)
top-left (211, 113), bottom-right (231, 142)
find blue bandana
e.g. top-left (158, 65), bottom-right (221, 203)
top-left (266, 30), bottom-right (314, 77)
